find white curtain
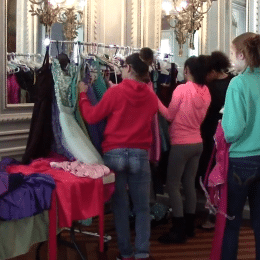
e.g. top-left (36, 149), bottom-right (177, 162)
top-left (16, 0), bottom-right (39, 54)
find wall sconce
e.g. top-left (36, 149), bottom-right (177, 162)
top-left (162, 0), bottom-right (217, 56)
top-left (29, 0), bottom-right (86, 40)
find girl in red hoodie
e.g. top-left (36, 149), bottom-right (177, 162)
top-left (78, 50), bottom-right (158, 260)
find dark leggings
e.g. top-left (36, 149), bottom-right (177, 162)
top-left (166, 143), bottom-right (203, 217)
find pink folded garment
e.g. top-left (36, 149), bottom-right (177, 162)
top-left (50, 161), bottom-right (111, 179)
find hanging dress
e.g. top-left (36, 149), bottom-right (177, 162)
top-left (51, 59), bottom-right (103, 164)
top-left (22, 47), bottom-right (54, 164)
top-left (51, 92), bottom-right (75, 160)
top-left (7, 74), bottom-right (20, 104)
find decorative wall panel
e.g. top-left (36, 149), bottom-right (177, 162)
top-left (84, 0), bottom-right (161, 49)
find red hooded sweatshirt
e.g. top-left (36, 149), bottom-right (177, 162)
top-left (79, 79), bottom-right (158, 153)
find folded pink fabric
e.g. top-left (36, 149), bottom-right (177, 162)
top-left (50, 161), bottom-right (111, 179)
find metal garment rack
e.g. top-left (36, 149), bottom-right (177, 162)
top-left (7, 42), bottom-right (175, 61)
top-left (48, 39), bottom-right (141, 51)
top-left (47, 39), bottom-right (175, 58)
top-left (7, 52), bottom-right (43, 56)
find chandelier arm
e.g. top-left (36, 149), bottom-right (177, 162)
top-left (56, 7), bottom-right (69, 23)
top-left (59, 0), bottom-right (68, 4)
top-left (172, 0), bottom-right (179, 13)
top-left (195, 0), bottom-right (213, 15)
top-left (28, 0), bottom-right (45, 4)
top-left (164, 15), bottom-right (176, 29)
top-left (77, 11), bottom-right (84, 25)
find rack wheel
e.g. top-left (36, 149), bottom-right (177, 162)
top-left (98, 251), bottom-right (108, 260)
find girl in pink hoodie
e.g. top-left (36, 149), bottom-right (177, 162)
top-left (158, 55), bottom-right (211, 244)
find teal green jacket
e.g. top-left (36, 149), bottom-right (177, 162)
top-left (222, 67), bottom-right (260, 158)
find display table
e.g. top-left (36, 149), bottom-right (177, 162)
top-left (7, 156), bottom-right (115, 260)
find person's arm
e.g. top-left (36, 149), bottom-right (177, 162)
top-left (222, 78), bottom-right (246, 143)
top-left (78, 82), bottom-right (114, 124)
top-left (158, 86), bottom-right (183, 122)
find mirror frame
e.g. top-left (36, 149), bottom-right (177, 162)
top-left (0, 0), bottom-right (162, 123)
top-left (0, 0), bottom-right (33, 123)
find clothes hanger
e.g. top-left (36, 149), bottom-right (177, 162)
top-left (56, 41), bottom-right (70, 73)
top-left (10, 53), bottom-right (31, 73)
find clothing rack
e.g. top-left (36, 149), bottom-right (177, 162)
top-left (48, 40), bottom-right (141, 52)
top-left (47, 39), bottom-right (175, 58)
top-left (7, 52), bottom-right (43, 58)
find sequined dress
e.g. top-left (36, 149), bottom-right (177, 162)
top-left (51, 59), bottom-right (103, 164)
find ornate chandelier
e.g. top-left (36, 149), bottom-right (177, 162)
top-left (162, 0), bottom-right (216, 56)
top-left (29, 0), bottom-right (86, 40)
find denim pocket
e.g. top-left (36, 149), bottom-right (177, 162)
top-left (232, 165), bottom-right (259, 186)
top-left (103, 152), bottom-right (126, 173)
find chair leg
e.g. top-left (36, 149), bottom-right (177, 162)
top-left (70, 226), bottom-right (88, 260)
top-left (57, 228), bottom-right (87, 260)
top-left (35, 241), bottom-right (45, 260)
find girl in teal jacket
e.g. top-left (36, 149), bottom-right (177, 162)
top-left (221, 32), bottom-right (260, 260)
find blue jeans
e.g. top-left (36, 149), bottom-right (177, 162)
top-left (103, 148), bottom-right (151, 259)
top-left (221, 156), bottom-right (260, 260)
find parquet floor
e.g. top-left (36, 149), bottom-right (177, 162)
top-left (9, 211), bottom-right (256, 260)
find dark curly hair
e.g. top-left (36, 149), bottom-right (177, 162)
top-left (209, 51), bottom-right (231, 73)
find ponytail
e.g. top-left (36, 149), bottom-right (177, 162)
top-left (184, 55), bottom-right (211, 85)
top-left (232, 32), bottom-right (260, 71)
top-left (125, 47), bottom-right (154, 82)
top-left (244, 35), bottom-right (260, 70)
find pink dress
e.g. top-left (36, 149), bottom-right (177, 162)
top-left (202, 121), bottom-right (232, 260)
top-left (7, 74), bottom-right (20, 104)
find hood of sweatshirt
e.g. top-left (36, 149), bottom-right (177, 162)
top-left (188, 81), bottom-right (210, 110)
top-left (118, 79), bottom-right (153, 106)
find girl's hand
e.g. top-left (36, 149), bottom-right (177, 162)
top-left (78, 81), bottom-right (88, 93)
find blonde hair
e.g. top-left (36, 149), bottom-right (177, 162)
top-left (232, 32), bottom-right (260, 71)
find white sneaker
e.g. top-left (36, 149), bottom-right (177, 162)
top-left (201, 220), bottom-right (215, 229)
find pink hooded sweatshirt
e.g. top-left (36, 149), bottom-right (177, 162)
top-left (158, 81), bottom-right (211, 145)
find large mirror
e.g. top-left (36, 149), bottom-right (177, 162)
top-left (6, 0), bottom-right (44, 105)
top-left (6, 0), bottom-right (84, 106)
top-left (2, 0), bottom-right (161, 113)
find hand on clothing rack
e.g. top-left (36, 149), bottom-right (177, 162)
top-left (78, 81), bottom-right (88, 93)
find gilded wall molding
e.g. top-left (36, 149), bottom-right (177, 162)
top-left (83, 0), bottom-right (161, 49)
top-left (202, 3), bottom-right (210, 54)
top-left (257, 0), bottom-right (259, 33)
top-left (255, 0), bottom-right (258, 33)
top-left (0, 129), bottom-right (29, 138)
top-left (140, 0), bottom-right (145, 47)
top-left (143, 0), bottom-right (149, 47)
top-left (131, 0), bottom-right (138, 47)
top-left (0, 113), bottom-right (32, 122)
top-left (85, 0), bottom-right (98, 43)
top-left (0, 146), bottom-right (26, 160)
top-left (138, 0), bottom-right (162, 50)
top-left (93, 0), bottom-right (98, 42)
top-left (120, 0), bottom-right (126, 46)
top-left (154, 0), bottom-right (162, 49)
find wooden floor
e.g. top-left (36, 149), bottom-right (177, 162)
top-left (8, 211), bottom-right (256, 260)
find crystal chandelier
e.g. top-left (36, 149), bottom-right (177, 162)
top-left (29, 0), bottom-right (86, 40)
top-left (162, 0), bottom-right (216, 56)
